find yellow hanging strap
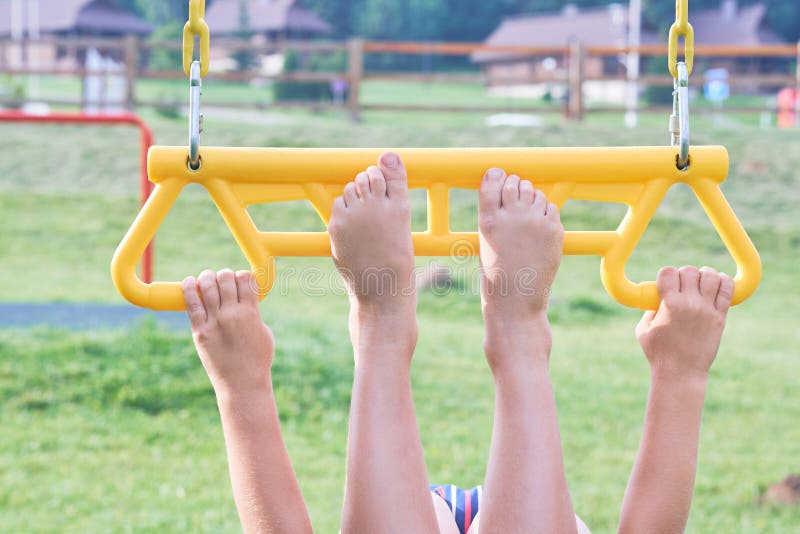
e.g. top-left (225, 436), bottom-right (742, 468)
top-left (668, 0), bottom-right (694, 78)
top-left (183, 0), bottom-right (210, 77)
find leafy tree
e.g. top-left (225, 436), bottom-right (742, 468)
top-left (147, 20), bottom-right (185, 70)
top-left (111, 0), bottom-right (799, 43)
top-left (232, 0), bottom-right (258, 71)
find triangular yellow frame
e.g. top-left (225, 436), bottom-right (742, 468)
top-left (112, 146), bottom-right (761, 311)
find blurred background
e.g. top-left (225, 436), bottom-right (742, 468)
top-left (1, 1), bottom-right (798, 532)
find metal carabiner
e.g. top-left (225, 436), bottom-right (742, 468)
top-left (670, 62), bottom-right (690, 170)
top-left (188, 60), bottom-right (203, 170)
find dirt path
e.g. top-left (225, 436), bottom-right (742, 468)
top-left (0, 303), bottom-right (188, 330)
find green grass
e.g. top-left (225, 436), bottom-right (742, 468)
top-left (6, 74), bottom-right (774, 112)
top-left (1, 104), bottom-right (799, 532)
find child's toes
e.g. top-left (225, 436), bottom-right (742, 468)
top-left (480, 168), bottom-right (506, 214)
top-left (378, 152), bottom-right (408, 199)
top-left (216, 269), bottom-right (238, 309)
top-left (354, 171), bottom-right (371, 199)
top-left (366, 166), bottom-right (387, 197)
top-left (343, 182), bottom-right (359, 207)
top-left (532, 188), bottom-right (548, 215)
top-left (656, 266), bottom-right (680, 300)
top-left (197, 269), bottom-right (221, 317)
top-left (679, 265), bottom-right (701, 295)
top-left (546, 201), bottom-right (561, 222)
top-left (699, 267), bottom-right (722, 303)
top-left (519, 180), bottom-right (535, 206)
top-left (501, 174), bottom-right (521, 207)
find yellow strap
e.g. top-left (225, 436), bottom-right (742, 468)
top-left (182, 0), bottom-right (210, 77)
top-left (669, 0), bottom-right (695, 77)
top-left (111, 146), bottom-right (762, 311)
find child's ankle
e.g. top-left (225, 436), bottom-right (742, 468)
top-left (483, 313), bottom-right (552, 374)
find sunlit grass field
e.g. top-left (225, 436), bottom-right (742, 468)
top-left (1, 104), bottom-right (798, 532)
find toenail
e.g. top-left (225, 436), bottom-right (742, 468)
top-left (381, 153), bottom-right (399, 168)
top-left (487, 168), bottom-right (504, 180)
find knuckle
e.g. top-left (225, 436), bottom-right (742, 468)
top-left (659, 266), bottom-right (679, 277)
top-left (194, 326), bottom-right (213, 344)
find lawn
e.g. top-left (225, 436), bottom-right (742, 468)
top-left (0, 105), bottom-right (798, 533)
top-left (4, 74), bottom-right (773, 112)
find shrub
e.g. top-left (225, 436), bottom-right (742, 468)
top-left (273, 49), bottom-right (348, 103)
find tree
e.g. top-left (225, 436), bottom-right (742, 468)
top-left (232, 0), bottom-right (257, 71)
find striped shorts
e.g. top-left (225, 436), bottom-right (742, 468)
top-left (430, 484), bottom-right (482, 534)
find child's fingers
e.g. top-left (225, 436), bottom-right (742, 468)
top-left (636, 309), bottom-right (656, 336)
top-left (216, 269), bottom-right (238, 308)
top-left (699, 266), bottom-right (721, 300)
top-left (679, 265), bottom-right (701, 294)
top-left (656, 266), bottom-right (680, 298)
top-left (181, 277), bottom-right (207, 327)
top-left (235, 270), bottom-right (258, 305)
top-left (716, 273), bottom-right (735, 313)
top-left (197, 270), bottom-right (221, 317)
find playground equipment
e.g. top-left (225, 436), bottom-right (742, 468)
top-left (111, 0), bottom-right (761, 312)
top-left (0, 111), bottom-right (156, 283)
top-left (777, 88), bottom-right (798, 128)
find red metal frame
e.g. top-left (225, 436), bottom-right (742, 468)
top-left (0, 111), bottom-right (155, 283)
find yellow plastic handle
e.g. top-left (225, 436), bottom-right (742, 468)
top-left (111, 146), bottom-right (761, 311)
top-left (182, 0), bottom-right (210, 77)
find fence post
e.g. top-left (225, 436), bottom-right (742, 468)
top-left (347, 38), bottom-right (364, 123)
top-left (123, 35), bottom-right (139, 111)
top-left (568, 40), bottom-right (585, 120)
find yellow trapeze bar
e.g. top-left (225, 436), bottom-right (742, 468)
top-left (111, 145), bottom-right (761, 311)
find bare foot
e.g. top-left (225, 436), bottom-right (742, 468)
top-left (328, 152), bottom-right (417, 356)
top-left (478, 168), bottom-right (564, 370)
top-left (182, 269), bottom-right (274, 394)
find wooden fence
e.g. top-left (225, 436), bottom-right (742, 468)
top-left (0, 36), bottom-right (798, 121)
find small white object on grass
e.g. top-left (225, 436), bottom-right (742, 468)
top-left (486, 114), bottom-right (543, 128)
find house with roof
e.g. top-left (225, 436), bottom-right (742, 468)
top-left (204, 0), bottom-right (333, 73)
top-left (206, 0), bottom-right (332, 41)
top-left (0, 0), bottom-right (152, 70)
top-left (691, 0), bottom-right (783, 46)
top-left (472, 4), bottom-right (655, 91)
top-left (473, 1), bottom-right (786, 102)
top-left (0, 0), bottom-right (152, 38)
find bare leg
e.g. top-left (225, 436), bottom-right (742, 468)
top-left (330, 153), bottom-right (439, 534)
top-left (477, 169), bottom-right (578, 534)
